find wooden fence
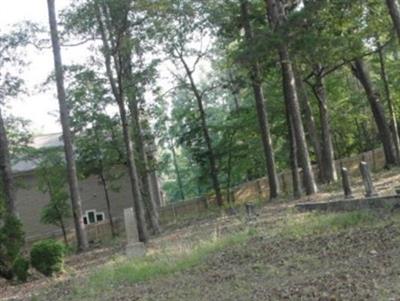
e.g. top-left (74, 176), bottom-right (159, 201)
top-left (159, 148), bottom-right (386, 221)
top-left (28, 148), bottom-right (386, 244)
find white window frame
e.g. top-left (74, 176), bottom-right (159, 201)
top-left (85, 210), bottom-right (97, 225)
top-left (83, 210), bottom-right (106, 224)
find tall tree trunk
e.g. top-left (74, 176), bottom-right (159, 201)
top-left (178, 55), bottom-right (223, 207)
top-left (354, 118), bottom-right (366, 153)
top-left (148, 166), bottom-right (163, 208)
top-left (266, 0), bottom-right (318, 195)
top-left (310, 66), bottom-right (337, 183)
top-left (350, 58), bottom-right (397, 167)
top-left (170, 139), bottom-right (185, 201)
top-left (128, 98), bottom-right (161, 235)
top-left (228, 70), bottom-right (241, 111)
top-left (377, 42), bottom-right (400, 161)
top-left (225, 129), bottom-right (237, 204)
top-left (95, 3), bottom-right (148, 242)
top-left (47, 0), bottom-right (88, 251)
top-left (146, 145), bottom-right (163, 208)
top-left (282, 75), bottom-right (302, 198)
top-left (99, 173), bottom-right (116, 238)
top-left (0, 108), bottom-right (17, 216)
top-left (59, 215), bottom-right (68, 246)
top-left (386, 0), bottom-right (400, 41)
top-left (295, 71), bottom-right (323, 181)
top-left (240, 0), bottom-right (280, 199)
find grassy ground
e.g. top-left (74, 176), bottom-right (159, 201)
top-left (3, 167), bottom-right (400, 301)
top-left (28, 209), bottom-right (400, 301)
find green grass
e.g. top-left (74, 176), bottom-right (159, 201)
top-left (279, 210), bottom-right (377, 238)
top-left (52, 228), bottom-right (256, 300)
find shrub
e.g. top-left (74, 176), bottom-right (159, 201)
top-left (30, 240), bottom-right (65, 276)
top-left (0, 214), bottom-right (25, 280)
top-left (13, 256), bottom-right (29, 282)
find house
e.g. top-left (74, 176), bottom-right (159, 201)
top-left (13, 133), bottom-right (165, 242)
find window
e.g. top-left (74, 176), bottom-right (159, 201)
top-left (83, 210), bottom-right (106, 225)
top-left (87, 211), bottom-right (96, 224)
top-left (96, 213), bottom-right (105, 222)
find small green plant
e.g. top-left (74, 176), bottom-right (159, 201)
top-left (30, 239), bottom-right (65, 276)
top-left (0, 214), bottom-right (25, 280)
top-left (12, 256), bottom-right (29, 282)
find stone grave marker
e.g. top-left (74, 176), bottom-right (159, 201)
top-left (359, 161), bottom-right (378, 197)
top-left (341, 167), bottom-right (354, 199)
top-left (245, 202), bottom-right (256, 221)
top-left (124, 207), bottom-right (146, 258)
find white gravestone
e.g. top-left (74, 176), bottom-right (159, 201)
top-left (124, 207), bottom-right (146, 258)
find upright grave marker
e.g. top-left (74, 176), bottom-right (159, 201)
top-left (359, 161), bottom-right (378, 197)
top-left (341, 167), bottom-right (354, 199)
top-left (124, 207), bottom-right (146, 258)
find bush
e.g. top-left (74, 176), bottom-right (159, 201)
top-left (13, 256), bottom-right (29, 282)
top-left (30, 240), bottom-right (65, 276)
top-left (0, 214), bottom-right (25, 280)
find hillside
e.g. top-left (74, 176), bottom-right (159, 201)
top-left (2, 167), bottom-right (400, 300)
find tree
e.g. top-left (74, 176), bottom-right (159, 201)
top-left (304, 65), bottom-right (337, 183)
top-left (350, 58), bottom-right (397, 166)
top-left (126, 57), bottom-right (161, 234)
top-left (0, 109), bottom-right (16, 215)
top-left (0, 26), bottom-right (31, 276)
top-left (47, 0), bottom-right (88, 251)
top-left (239, 0), bottom-right (280, 199)
top-left (265, 0), bottom-right (318, 195)
top-left (94, 0), bottom-right (149, 242)
top-left (0, 26), bottom-right (32, 216)
top-left (67, 67), bottom-right (125, 238)
top-left (376, 39), bottom-right (400, 161)
top-left (35, 149), bottom-right (71, 246)
top-left (386, 0), bottom-right (400, 42)
top-left (150, 1), bottom-right (227, 206)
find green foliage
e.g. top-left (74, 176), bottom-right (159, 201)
top-left (33, 149), bottom-right (71, 232)
top-left (12, 256), bottom-right (29, 282)
top-left (0, 214), bottom-right (25, 279)
top-left (55, 0), bottom-right (400, 204)
top-left (30, 239), bottom-right (65, 276)
top-left (4, 115), bottom-right (33, 158)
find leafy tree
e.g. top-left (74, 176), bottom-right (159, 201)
top-left (0, 23), bottom-right (33, 280)
top-left (0, 24), bottom-right (32, 216)
top-left (67, 66), bottom-right (124, 238)
top-left (35, 149), bottom-right (71, 246)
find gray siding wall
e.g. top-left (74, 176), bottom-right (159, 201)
top-left (15, 169), bottom-right (133, 242)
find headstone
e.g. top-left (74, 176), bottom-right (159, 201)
top-left (226, 206), bottom-right (238, 216)
top-left (124, 207), bottom-right (146, 258)
top-left (341, 167), bottom-right (354, 199)
top-left (245, 202), bottom-right (256, 220)
top-left (359, 161), bottom-right (378, 197)
top-left (201, 196), bottom-right (209, 209)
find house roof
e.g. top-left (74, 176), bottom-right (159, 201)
top-left (30, 133), bottom-right (63, 149)
top-left (12, 133), bottom-right (63, 174)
